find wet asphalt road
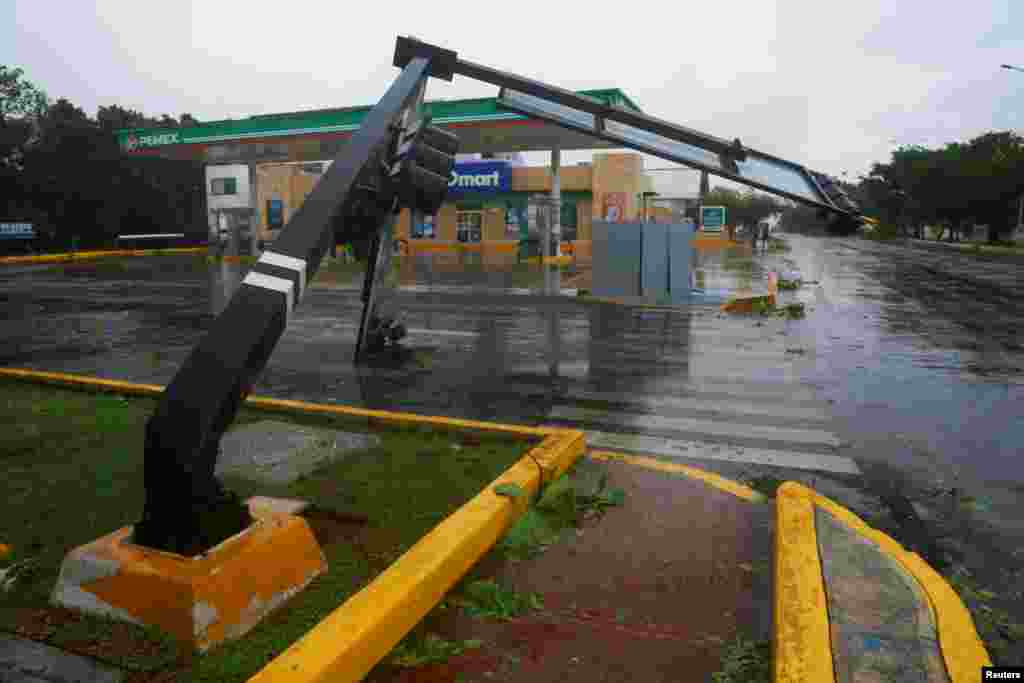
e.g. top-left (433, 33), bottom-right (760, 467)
top-left (1, 237), bottom-right (1022, 520)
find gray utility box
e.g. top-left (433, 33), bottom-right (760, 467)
top-left (591, 221), bottom-right (693, 304)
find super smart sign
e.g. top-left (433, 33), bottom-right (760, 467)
top-left (701, 205), bottom-right (726, 231)
top-left (0, 223), bottom-right (36, 240)
top-left (122, 132), bottom-right (181, 151)
top-left (447, 161), bottom-right (510, 196)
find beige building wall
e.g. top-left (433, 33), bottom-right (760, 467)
top-left (510, 165), bottom-right (592, 192)
top-left (592, 153), bottom-right (645, 223)
top-left (254, 163), bottom-right (321, 240)
top-left (437, 204), bottom-right (457, 241)
top-left (482, 207), bottom-right (506, 242)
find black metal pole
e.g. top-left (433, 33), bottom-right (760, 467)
top-left (132, 55), bottom-right (436, 555)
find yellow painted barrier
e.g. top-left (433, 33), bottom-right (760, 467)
top-left (0, 368), bottom-right (550, 439)
top-left (0, 247), bottom-right (205, 266)
top-left (776, 482), bottom-right (991, 683)
top-left (249, 429), bottom-right (584, 683)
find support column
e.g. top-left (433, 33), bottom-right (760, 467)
top-left (698, 170), bottom-right (709, 231)
top-left (550, 146), bottom-right (561, 256)
top-left (248, 163), bottom-right (260, 256)
top-left (546, 146), bottom-right (562, 295)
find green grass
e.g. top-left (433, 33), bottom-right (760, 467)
top-left (454, 579), bottom-right (543, 621)
top-left (744, 476), bottom-right (786, 500)
top-left (495, 457), bottom-right (624, 561)
top-left (711, 635), bottom-right (771, 683)
top-left (0, 378), bottom-right (532, 682)
top-left (389, 633), bottom-right (483, 667)
top-left (944, 567), bottom-right (1024, 665)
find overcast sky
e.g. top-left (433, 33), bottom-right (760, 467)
top-left (5, 0), bottom-right (1022, 193)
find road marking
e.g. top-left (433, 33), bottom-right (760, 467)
top-left (553, 406), bottom-right (840, 448)
top-left (310, 322), bottom-right (480, 338)
top-left (562, 389), bottom-right (829, 422)
top-left (584, 430), bottom-right (860, 475)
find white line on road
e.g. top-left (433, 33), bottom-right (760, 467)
top-left (584, 430), bottom-right (860, 475)
top-left (563, 389), bottom-right (830, 422)
top-left (551, 406), bottom-right (841, 448)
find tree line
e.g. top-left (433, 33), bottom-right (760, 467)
top-left (4, 63), bottom-right (1022, 251)
top-left (855, 132), bottom-right (1024, 242)
top-left (1, 66), bottom-right (207, 251)
top-left (701, 186), bottom-right (788, 230)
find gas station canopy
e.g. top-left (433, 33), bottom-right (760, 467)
top-left (116, 89), bottom-right (643, 164)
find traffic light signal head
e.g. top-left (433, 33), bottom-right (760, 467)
top-left (389, 116), bottom-right (460, 215)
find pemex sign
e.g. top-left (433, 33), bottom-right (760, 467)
top-left (120, 131), bottom-right (182, 152)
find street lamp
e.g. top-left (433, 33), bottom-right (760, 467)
top-left (1003, 65), bottom-right (1024, 238)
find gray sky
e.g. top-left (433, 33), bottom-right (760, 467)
top-left (6, 0), bottom-right (1022, 189)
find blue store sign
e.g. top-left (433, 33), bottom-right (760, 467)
top-left (447, 161), bottom-right (510, 197)
top-left (0, 223), bottom-right (36, 240)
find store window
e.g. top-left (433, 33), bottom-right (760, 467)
top-left (412, 214), bottom-right (437, 239)
top-left (456, 210), bottom-right (482, 243)
top-left (505, 205), bottom-right (526, 239)
top-left (211, 177), bottom-right (237, 195)
top-left (560, 200), bottom-right (578, 242)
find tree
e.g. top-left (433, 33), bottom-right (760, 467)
top-left (855, 132), bottom-right (1024, 243)
top-left (704, 186), bottom-right (786, 230)
top-left (0, 66), bottom-right (48, 171)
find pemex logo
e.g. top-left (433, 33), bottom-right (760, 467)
top-left (122, 132), bottom-right (179, 151)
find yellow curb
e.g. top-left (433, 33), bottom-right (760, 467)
top-left (249, 429), bottom-right (584, 682)
top-left (774, 482), bottom-right (835, 683)
top-left (0, 368), bottom-right (550, 439)
top-left (0, 247), bottom-right (205, 265)
top-left (588, 450), bottom-right (766, 502)
top-left (776, 482), bottom-right (991, 683)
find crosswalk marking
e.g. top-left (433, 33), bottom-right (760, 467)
top-left (552, 406), bottom-right (841, 449)
top-left (585, 430), bottom-right (860, 475)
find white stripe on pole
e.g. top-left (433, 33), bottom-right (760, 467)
top-left (243, 272), bottom-right (295, 322)
top-left (258, 251), bottom-right (308, 302)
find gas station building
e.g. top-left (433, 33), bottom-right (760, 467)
top-left (118, 89), bottom-right (689, 258)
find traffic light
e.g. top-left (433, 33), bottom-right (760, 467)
top-left (389, 115), bottom-right (460, 215)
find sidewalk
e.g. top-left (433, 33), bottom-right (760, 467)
top-left (365, 450), bottom-right (775, 683)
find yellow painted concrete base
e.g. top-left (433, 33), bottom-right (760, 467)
top-left (50, 510), bottom-right (326, 653)
top-left (776, 482), bottom-right (991, 683)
